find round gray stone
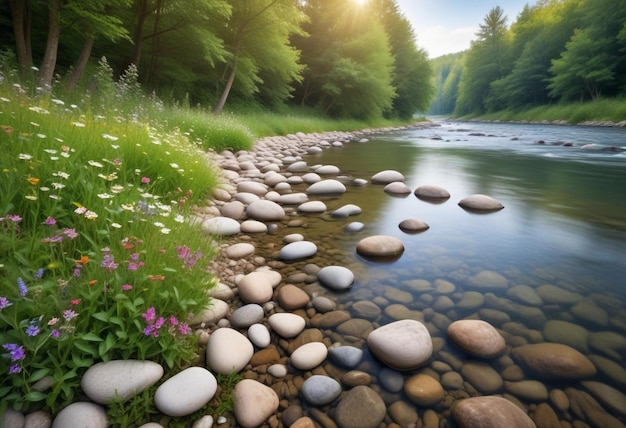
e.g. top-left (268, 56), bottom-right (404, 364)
top-left (329, 346), bottom-right (364, 369)
top-left (279, 241), bottom-right (318, 261)
top-left (301, 375), bottom-right (342, 406)
top-left (458, 194), bottom-right (504, 212)
top-left (231, 304), bottom-right (265, 329)
top-left (201, 217), bottom-right (241, 236)
top-left (318, 265), bottom-right (355, 291)
top-left (306, 179), bottom-right (346, 195)
top-left (246, 200), bottom-right (286, 221)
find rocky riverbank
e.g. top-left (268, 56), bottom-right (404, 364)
top-left (5, 121), bottom-right (626, 428)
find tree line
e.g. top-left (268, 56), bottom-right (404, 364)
top-left (430, 0), bottom-right (626, 116)
top-left (0, 0), bottom-right (433, 120)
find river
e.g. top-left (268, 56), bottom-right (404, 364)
top-left (267, 119), bottom-right (626, 425)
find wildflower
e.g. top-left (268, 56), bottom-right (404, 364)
top-left (25, 195), bottom-right (38, 201)
top-left (36, 133), bottom-right (46, 139)
top-left (18, 153), bottom-right (33, 160)
top-left (88, 280), bottom-right (97, 286)
top-left (102, 134), bottom-right (118, 141)
top-left (25, 324), bottom-right (40, 337)
top-left (170, 163), bottom-right (179, 169)
top-left (2, 343), bottom-right (25, 361)
top-left (9, 364), bottom-right (21, 374)
top-left (48, 318), bottom-right (60, 326)
top-left (27, 177), bottom-right (40, 185)
top-left (35, 268), bottom-right (44, 279)
top-left (73, 266), bottom-right (82, 277)
top-left (17, 278), bottom-right (27, 297)
top-left (87, 160), bottom-right (103, 168)
top-left (178, 323), bottom-right (191, 335)
top-left (63, 228), bottom-right (78, 239)
top-left (62, 309), bottom-right (78, 321)
top-left (70, 299), bottom-right (81, 305)
top-left (121, 204), bottom-right (134, 212)
top-left (148, 275), bottom-right (165, 281)
top-left (111, 223), bottom-right (122, 229)
top-left (76, 255), bottom-right (89, 265)
top-left (5, 214), bottom-right (22, 223)
top-left (44, 216), bottom-right (56, 226)
top-left (53, 171), bottom-right (70, 179)
top-left (169, 316), bottom-right (179, 326)
top-left (74, 207), bottom-right (87, 215)
top-left (51, 182), bottom-right (65, 190)
top-left (154, 222), bottom-right (165, 228)
top-left (112, 158), bottom-right (121, 165)
top-left (85, 211), bottom-right (98, 220)
top-left (122, 284), bottom-right (132, 291)
top-left (97, 193), bottom-right (113, 199)
top-left (101, 248), bottom-right (118, 271)
top-left (174, 215), bottom-right (184, 223)
top-left (72, 122), bottom-right (85, 127)
top-left (50, 330), bottom-right (60, 339)
top-left (28, 106), bottom-right (50, 114)
top-left (0, 297), bottom-right (12, 310)
top-left (142, 307), bottom-right (156, 323)
top-left (141, 176), bottom-right (150, 184)
top-left (51, 98), bottom-right (65, 105)
top-left (111, 185), bottom-right (124, 194)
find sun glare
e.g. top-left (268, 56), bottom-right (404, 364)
top-left (354, 0), bottom-right (369, 5)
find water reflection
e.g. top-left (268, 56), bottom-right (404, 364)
top-left (289, 122), bottom-right (626, 425)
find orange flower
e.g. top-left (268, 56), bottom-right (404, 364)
top-left (148, 275), bottom-right (165, 281)
top-left (75, 255), bottom-right (89, 265)
top-left (88, 279), bottom-right (98, 286)
top-left (27, 177), bottom-right (40, 185)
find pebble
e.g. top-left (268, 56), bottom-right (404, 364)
top-left (506, 285), bottom-right (543, 306)
top-left (342, 370), bottom-right (371, 386)
top-left (236, 270), bottom-right (280, 304)
top-left (298, 200), bottom-right (327, 213)
top-left (504, 380), bottom-right (549, 401)
top-left (581, 381), bottom-right (626, 415)
top-left (190, 299), bottom-right (230, 325)
top-left (414, 184), bottom-right (450, 200)
top-left (154, 367), bottom-right (217, 417)
top-left (345, 221), bottom-right (365, 232)
top-left (371, 170), bottom-right (405, 184)
top-left (248, 323), bottom-right (271, 348)
top-left (334, 386), bottom-right (386, 428)
top-left (398, 218), bottom-right (429, 232)
top-left (306, 179), bottom-right (346, 194)
top-left (332, 204), bottom-right (362, 217)
top-left (447, 319), bottom-right (506, 358)
top-left (328, 345), bottom-right (364, 369)
top-left (388, 401), bottom-right (418, 427)
top-left (378, 367), bottom-right (404, 392)
top-left (453, 396), bottom-right (535, 428)
top-left (277, 284), bottom-right (310, 310)
top-left (404, 374), bottom-right (444, 406)
top-left (511, 343), bottom-right (596, 380)
top-left (268, 364), bottom-right (288, 378)
top-left (225, 242), bottom-right (255, 259)
top-left (467, 270), bottom-right (508, 290)
top-left (246, 199), bottom-right (286, 221)
top-left (279, 241), bottom-right (318, 261)
top-left (230, 304), bottom-right (265, 328)
top-left (240, 219), bottom-right (268, 233)
top-left (384, 181), bottom-right (412, 195)
top-left (268, 313), bottom-right (306, 338)
top-left (201, 216), bottom-right (241, 235)
top-left (51, 402), bottom-right (108, 428)
top-left (461, 361), bottom-right (504, 393)
top-left (233, 379), bottom-right (279, 428)
top-left (301, 375), bottom-right (342, 406)
top-left (356, 235), bottom-right (405, 258)
top-left (367, 319), bottom-right (433, 370)
top-left (317, 265), bottom-right (355, 291)
top-left (205, 328), bottom-right (254, 374)
top-left (81, 360), bottom-right (164, 404)
top-left (458, 194), bottom-right (504, 212)
top-left (311, 295), bottom-right (337, 313)
top-left (290, 342), bottom-right (328, 370)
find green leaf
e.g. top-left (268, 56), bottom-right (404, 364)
top-left (92, 312), bottom-right (110, 322)
top-left (80, 333), bottom-right (104, 342)
top-left (74, 341), bottom-right (98, 357)
top-left (115, 331), bottom-right (128, 339)
top-left (163, 267), bottom-right (178, 273)
top-left (25, 391), bottom-right (47, 402)
top-left (109, 316), bottom-right (124, 327)
top-left (28, 368), bottom-right (51, 383)
top-left (115, 293), bottom-right (129, 300)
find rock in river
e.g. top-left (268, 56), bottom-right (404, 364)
top-left (453, 396), bottom-right (535, 428)
top-left (511, 343), bottom-right (596, 380)
top-left (458, 194), bottom-right (504, 212)
top-left (367, 319), bottom-right (432, 370)
top-left (447, 319), bottom-right (506, 358)
top-left (279, 241), bottom-right (318, 261)
top-left (356, 235), bottom-right (404, 258)
top-left (317, 265), bottom-right (355, 291)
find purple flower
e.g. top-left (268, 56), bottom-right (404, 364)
top-left (73, 266), bottom-right (82, 277)
top-left (143, 325), bottom-right (159, 337)
top-left (17, 278), bottom-right (27, 297)
top-left (44, 216), bottom-right (56, 226)
top-left (141, 307), bottom-right (156, 323)
top-left (2, 343), bottom-right (25, 361)
top-left (6, 214), bottom-right (22, 223)
top-left (26, 324), bottom-right (40, 336)
top-left (9, 364), bottom-right (21, 374)
top-left (35, 268), bottom-right (44, 279)
top-left (0, 297), bottom-right (11, 310)
top-left (178, 322), bottom-right (190, 335)
top-left (62, 309), bottom-right (78, 322)
top-left (50, 329), bottom-right (60, 338)
top-left (62, 228), bottom-right (78, 239)
top-left (101, 249), bottom-right (119, 271)
top-left (122, 284), bottom-right (132, 291)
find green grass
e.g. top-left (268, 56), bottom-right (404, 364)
top-left (474, 98), bottom-right (626, 124)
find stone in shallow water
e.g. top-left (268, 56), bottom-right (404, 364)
top-left (447, 320), bottom-right (506, 358)
top-left (543, 320), bottom-right (589, 353)
top-left (290, 342), bottom-right (328, 370)
top-left (345, 221), bottom-right (365, 232)
top-left (511, 343), bottom-right (596, 380)
top-left (81, 360), bottom-right (164, 404)
top-left (298, 200), bottom-right (327, 213)
top-left (225, 242), bottom-right (255, 259)
top-left (240, 220), bottom-right (268, 233)
top-left (581, 381), bottom-right (626, 416)
top-left (461, 361), bottom-right (503, 393)
top-left (301, 375), bottom-right (342, 406)
top-left (458, 194), bottom-right (504, 212)
top-left (404, 374), bottom-right (444, 406)
top-left (332, 204), bottom-right (362, 217)
top-left (278, 241), bottom-right (317, 261)
top-left (467, 270), bottom-right (508, 290)
top-left (356, 235), bottom-right (404, 259)
top-left (384, 181), bottom-right (412, 195)
top-left (328, 345), bottom-right (364, 369)
top-left (371, 170), bottom-right (405, 184)
top-left (237, 271), bottom-right (275, 304)
top-left (414, 184), bottom-right (450, 201)
top-left (51, 402), bottom-right (108, 428)
top-left (154, 367), bottom-right (217, 417)
top-left (506, 284), bottom-right (543, 306)
top-left (317, 265), bottom-right (355, 291)
top-left (367, 319), bottom-right (432, 370)
top-left (233, 379), bottom-right (279, 428)
top-left (535, 284), bottom-right (583, 305)
top-left (268, 313), bottom-right (306, 338)
top-left (306, 179), bottom-right (346, 195)
top-left (278, 284), bottom-right (310, 310)
top-left (453, 396), bottom-right (535, 428)
top-left (335, 386), bottom-right (386, 428)
top-left (398, 218), bottom-right (429, 233)
top-left (378, 367), bottom-right (404, 393)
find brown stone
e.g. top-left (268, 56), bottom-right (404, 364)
top-left (511, 343), bottom-right (596, 380)
top-left (447, 319), bottom-right (506, 358)
top-left (453, 396), bottom-right (535, 428)
top-left (404, 374), bottom-right (444, 406)
top-left (277, 285), bottom-right (310, 310)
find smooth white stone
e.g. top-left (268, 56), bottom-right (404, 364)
top-left (225, 243), bottom-right (255, 259)
top-left (246, 200), bottom-right (286, 221)
top-left (306, 179), bottom-right (346, 195)
top-left (51, 402), bottom-right (107, 428)
top-left (291, 342), bottom-right (328, 370)
top-left (371, 170), bottom-right (405, 184)
top-left (248, 324), bottom-right (271, 348)
top-left (332, 204), bottom-right (362, 217)
top-left (81, 360), bottom-right (164, 404)
top-left (268, 364), bottom-right (288, 378)
top-left (317, 265), bottom-right (355, 291)
top-left (201, 217), bottom-right (240, 236)
top-left (279, 241), bottom-right (317, 261)
top-left (268, 313), bottom-right (306, 338)
top-left (206, 328), bottom-right (254, 374)
top-left (298, 200), bottom-right (327, 213)
top-left (233, 379), bottom-right (279, 428)
top-left (240, 220), bottom-right (268, 233)
top-left (154, 367), bottom-right (217, 417)
top-left (367, 320), bottom-right (433, 370)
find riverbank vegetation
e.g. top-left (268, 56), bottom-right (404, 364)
top-left (430, 0), bottom-right (626, 123)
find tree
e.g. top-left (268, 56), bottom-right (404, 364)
top-left (7, 0), bottom-right (34, 73)
top-left (211, 0), bottom-right (304, 115)
top-left (455, 6), bottom-right (510, 115)
top-left (37, 0), bottom-right (62, 88)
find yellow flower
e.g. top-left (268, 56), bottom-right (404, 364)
top-left (27, 177), bottom-right (40, 185)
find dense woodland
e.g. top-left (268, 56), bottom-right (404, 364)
top-left (0, 0), bottom-right (433, 120)
top-left (430, 0), bottom-right (626, 116)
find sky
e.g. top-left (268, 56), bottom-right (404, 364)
top-left (395, 0), bottom-right (531, 58)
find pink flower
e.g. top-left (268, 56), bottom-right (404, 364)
top-left (44, 216), bottom-right (56, 226)
top-left (141, 176), bottom-right (150, 184)
top-left (122, 284), bottom-right (132, 291)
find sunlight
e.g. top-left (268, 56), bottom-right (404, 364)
top-left (353, 0), bottom-right (369, 6)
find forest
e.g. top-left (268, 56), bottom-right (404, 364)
top-left (0, 0), bottom-right (433, 120)
top-left (430, 0), bottom-right (626, 116)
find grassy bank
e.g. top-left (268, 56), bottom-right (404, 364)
top-left (0, 70), bottom-right (411, 424)
top-left (460, 98), bottom-right (626, 124)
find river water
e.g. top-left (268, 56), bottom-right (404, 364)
top-left (271, 119), bottom-right (626, 425)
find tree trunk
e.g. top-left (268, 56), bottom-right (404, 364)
top-left (8, 0), bottom-right (33, 73)
top-left (67, 36), bottom-right (95, 91)
top-left (213, 55), bottom-right (239, 115)
top-left (132, 0), bottom-right (150, 66)
top-left (38, 0), bottom-right (62, 89)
